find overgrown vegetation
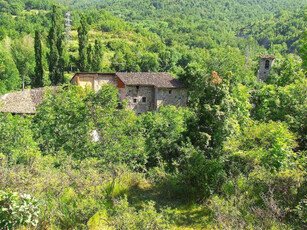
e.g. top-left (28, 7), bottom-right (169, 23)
top-left (0, 0), bottom-right (307, 229)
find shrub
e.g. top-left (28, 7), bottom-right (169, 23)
top-left (32, 85), bottom-right (147, 169)
top-left (225, 121), bottom-right (298, 171)
top-left (176, 144), bottom-right (226, 201)
top-left (140, 106), bottom-right (193, 170)
top-left (296, 196), bottom-right (307, 228)
top-left (208, 194), bottom-right (291, 229)
top-left (88, 196), bottom-right (170, 230)
top-left (32, 86), bottom-right (92, 158)
top-left (0, 113), bottom-right (40, 165)
top-left (0, 190), bottom-right (40, 229)
top-left (146, 144), bottom-right (226, 202)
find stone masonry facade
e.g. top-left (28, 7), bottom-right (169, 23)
top-left (71, 72), bottom-right (188, 114)
top-left (257, 55), bottom-right (275, 81)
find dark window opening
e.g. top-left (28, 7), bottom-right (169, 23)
top-left (136, 86), bottom-right (139, 90)
top-left (265, 60), bottom-right (270, 69)
top-left (133, 98), bottom-right (137, 103)
top-left (169, 90), bottom-right (172, 94)
top-left (142, 97), bottom-right (147, 103)
top-left (117, 102), bottom-right (123, 109)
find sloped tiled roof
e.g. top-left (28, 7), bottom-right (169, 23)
top-left (116, 72), bottom-right (185, 88)
top-left (260, 55), bottom-right (275, 59)
top-left (0, 87), bottom-right (58, 114)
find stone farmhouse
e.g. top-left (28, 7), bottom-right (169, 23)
top-left (71, 72), bottom-right (188, 114)
top-left (0, 72), bottom-right (187, 114)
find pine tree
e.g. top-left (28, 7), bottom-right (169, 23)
top-left (48, 5), bottom-right (65, 85)
top-left (92, 39), bottom-right (103, 72)
top-left (77, 14), bottom-right (89, 71)
top-left (33, 30), bottom-right (44, 88)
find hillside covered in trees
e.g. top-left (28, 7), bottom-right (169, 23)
top-left (0, 0), bottom-right (307, 229)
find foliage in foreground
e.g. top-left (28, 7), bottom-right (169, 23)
top-left (0, 190), bottom-right (40, 229)
top-left (1, 74), bottom-right (307, 228)
top-left (88, 196), bottom-right (170, 230)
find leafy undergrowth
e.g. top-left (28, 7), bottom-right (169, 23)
top-left (128, 185), bottom-right (210, 229)
top-left (87, 172), bottom-right (215, 230)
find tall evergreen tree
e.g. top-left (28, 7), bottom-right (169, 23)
top-left (301, 15), bottom-right (307, 71)
top-left (92, 39), bottom-right (103, 72)
top-left (33, 30), bottom-right (44, 88)
top-left (48, 5), bottom-right (65, 85)
top-left (86, 44), bottom-right (93, 71)
top-left (78, 14), bottom-right (89, 72)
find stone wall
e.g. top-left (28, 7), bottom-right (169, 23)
top-left (72, 73), bottom-right (98, 89)
top-left (258, 58), bottom-right (275, 81)
top-left (125, 86), bottom-right (155, 114)
top-left (94, 74), bottom-right (117, 91)
top-left (72, 73), bottom-right (188, 114)
top-left (155, 88), bottom-right (187, 109)
top-left (79, 76), bottom-right (95, 89)
top-left (72, 74), bottom-right (118, 91)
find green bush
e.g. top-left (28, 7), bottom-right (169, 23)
top-left (140, 106), bottom-right (193, 170)
top-left (32, 85), bottom-right (147, 168)
top-left (32, 85), bottom-right (92, 158)
top-left (0, 113), bottom-right (40, 164)
top-left (176, 145), bottom-right (226, 201)
top-left (0, 190), bottom-right (40, 229)
top-left (225, 121), bottom-right (297, 171)
top-left (208, 194), bottom-right (291, 229)
top-left (88, 196), bottom-right (170, 230)
top-left (247, 167), bottom-right (305, 207)
top-left (296, 196), bottom-right (307, 228)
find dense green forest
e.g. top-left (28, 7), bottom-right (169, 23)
top-left (0, 0), bottom-right (307, 229)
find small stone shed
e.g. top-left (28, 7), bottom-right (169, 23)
top-left (71, 72), bottom-right (188, 114)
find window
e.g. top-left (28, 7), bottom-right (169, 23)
top-left (169, 90), bottom-right (172, 94)
top-left (142, 97), bottom-right (147, 103)
top-left (265, 60), bottom-right (270, 69)
top-left (117, 102), bottom-right (123, 109)
top-left (133, 98), bottom-right (137, 103)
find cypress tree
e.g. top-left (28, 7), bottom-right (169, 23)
top-left (86, 44), bottom-right (93, 71)
top-left (48, 5), bottom-right (65, 85)
top-left (301, 25), bottom-right (307, 71)
top-left (78, 14), bottom-right (89, 71)
top-left (92, 39), bottom-right (103, 72)
top-left (33, 30), bottom-right (44, 88)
